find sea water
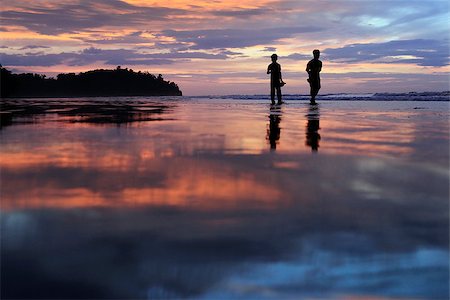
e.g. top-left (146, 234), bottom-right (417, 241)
top-left (1, 95), bottom-right (449, 299)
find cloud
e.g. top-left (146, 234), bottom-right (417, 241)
top-left (212, 8), bottom-right (269, 18)
top-left (1, 1), bottom-right (448, 94)
top-left (18, 45), bottom-right (51, 50)
top-left (159, 26), bottom-right (323, 50)
top-left (217, 49), bottom-right (246, 57)
top-left (0, 47), bottom-right (232, 67)
top-left (283, 52), bottom-right (310, 60)
top-left (0, 0), bottom-right (186, 35)
top-left (324, 39), bottom-right (450, 67)
top-left (262, 47), bottom-right (277, 52)
top-left (81, 31), bottom-right (154, 45)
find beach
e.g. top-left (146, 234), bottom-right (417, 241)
top-left (1, 96), bottom-right (449, 299)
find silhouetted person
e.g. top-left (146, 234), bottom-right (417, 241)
top-left (305, 106), bottom-right (321, 152)
top-left (267, 54), bottom-right (285, 105)
top-left (267, 109), bottom-right (281, 150)
top-left (306, 49), bottom-right (322, 105)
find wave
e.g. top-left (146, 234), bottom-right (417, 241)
top-left (196, 91), bottom-right (449, 101)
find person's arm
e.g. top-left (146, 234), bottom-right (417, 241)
top-left (267, 65), bottom-right (271, 74)
top-left (306, 61), bottom-right (311, 74)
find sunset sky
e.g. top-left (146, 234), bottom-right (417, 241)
top-left (1, 0), bottom-right (449, 95)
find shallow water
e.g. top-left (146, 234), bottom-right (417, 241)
top-left (1, 97), bottom-right (449, 299)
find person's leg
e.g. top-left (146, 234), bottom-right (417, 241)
top-left (310, 86), bottom-right (316, 104)
top-left (312, 80), bottom-right (320, 104)
top-left (276, 86), bottom-right (282, 104)
top-left (270, 84), bottom-right (275, 104)
top-left (310, 80), bottom-right (320, 104)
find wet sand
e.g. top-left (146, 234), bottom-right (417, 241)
top-left (1, 97), bottom-right (449, 299)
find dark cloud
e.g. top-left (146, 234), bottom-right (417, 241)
top-left (324, 71), bottom-right (449, 80)
top-left (1, 52), bottom-right (74, 67)
top-left (324, 39), bottom-right (450, 67)
top-left (262, 47), bottom-right (277, 52)
top-left (212, 8), bottom-right (269, 18)
top-left (0, 0), bottom-right (186, 35)
top-left (320, 72), bottom-right (450, 93)
top-left (81, 31), bottom-right (153, 44)
top-left (0, 47), bottom-right (230, 67)
top-left (151, 42), bottom-right (191, 51)
top-left (283, 52), bottom-right (310, 60)
top-left (217, 49), bottom-right (245, 57)
top-left (154, 51), bottom-right (228, 60)
top-left (159, 26), bottom-right (323, 50)
top-left (18, 45), bottom-right (51, 50)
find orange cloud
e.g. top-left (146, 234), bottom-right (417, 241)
top-left (124, 0), bottom-right (270, 9)
top-left (1, 156), bottom-right (285, 211)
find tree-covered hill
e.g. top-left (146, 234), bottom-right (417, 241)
top-left (0, 66), bottom-right (182, 97)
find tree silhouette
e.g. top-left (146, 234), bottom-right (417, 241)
top-left (1, 66), bottom-right (182, 98)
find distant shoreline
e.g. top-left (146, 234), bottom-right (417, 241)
top-left (0, 66), bottom-right (183, 98)
top-left (1, 94), bottom-right (183, 99)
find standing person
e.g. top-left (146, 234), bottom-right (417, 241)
top-left (267, 54), bottom-right (285, 105)
top-left (306, 49), bottom-right (322, 105)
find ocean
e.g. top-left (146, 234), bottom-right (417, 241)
top-left (1, 94), bottom-right (449, 299)
top-left (195, 91), bottom-right (449, 101)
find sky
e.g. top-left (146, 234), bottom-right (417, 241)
top-left (1, 0), bottom-right (449, 95)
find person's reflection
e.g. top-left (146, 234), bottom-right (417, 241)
top-left (267, 108), bottom-right (282, 150)
top-left (305, 106), bottom-right (321, 152)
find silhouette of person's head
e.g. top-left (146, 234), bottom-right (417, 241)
top-left (313, 49), bottom-right (320, 60)
top-left (271, 54), bottom-right (278, 62)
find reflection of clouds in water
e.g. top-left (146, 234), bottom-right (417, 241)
top-left (1, 99), bottom-right (449, 298)
top-left (3, 153), bottom-right (448, 212)
top-left (1, 212), bottom-right (37, 247)
top-left (351, 157), bottom-right (449, 204)
top-left (2, 155), bottom-right (285, 210)
top-left (2, 204), bottom-right (448, 298)
top-left (2, 152), bottom-right (448, 298)
top-left (201, 246), bottom-right (448, 299)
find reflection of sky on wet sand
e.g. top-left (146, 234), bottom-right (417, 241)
top-left (1, 98), bottom-right (449, 299)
